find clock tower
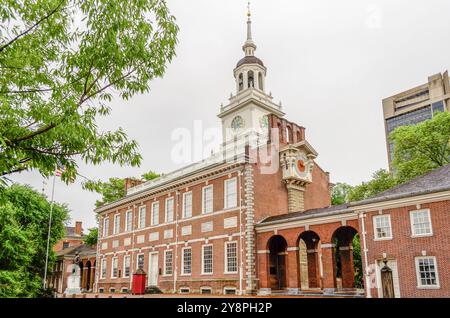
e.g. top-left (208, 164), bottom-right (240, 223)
top-left (218, 3), bottom-right (285, 144)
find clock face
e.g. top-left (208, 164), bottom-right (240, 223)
top-left (296, 159), bottom-right (306, 173)
top-left (231, 116), bottom-right (244, 131)
top-left (294, 153), bottom-right (309, 177)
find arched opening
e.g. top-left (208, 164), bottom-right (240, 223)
top-left (238, 73), bottom-right (244, 91)
top-left (331, 226), bottom-right (362, 289)
top-left (267, 235), bottom-right (288, 290)
top-left (85, 260), bottom-right (92, 291)
top-left (79, 261), bottom-right (84, 291)
top-left (258, 72), bottom-right (263, 90)
top-left (247, 70), bottom-right (254, 88)
top-left (286, 126), bottom-right (293, 144)
top-left (297, 231), bottom-right (321, 289)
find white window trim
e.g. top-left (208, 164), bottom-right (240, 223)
top-left (223, 287), bottom-right (237, 295)
top-left (415, 256), bottom-right (440, 289)
top-left (224, 177), bottom-right (237, 209)
top-left (136, 253), bottom-right (145, 270)
top-left (224, 241), bottom-right (238, 274)
top-left (165, 197), bottom-right (174, 223)
top-left (125, 210), bottom-right (132, 232)
top-left (179, 287), bottom-right (190, 294)
top-left (181, 247), bottom-right (192, 276)
top-left (201, 244), bottom-right (213, 275)
top-left (163, 250), bottom-right (173, 276)
top-left (182, 191), bottom-right (193, 219)
top-left (111, 257), bottom-right (119, 279)
top-left (103, 217), bottom-right (109, 237)
top-left (373, 214), bottom-right (393, 241)
top-left (202, 185), bottom-right (214, 214)
top-left (200, 286), bottom-right (213, 294)
top-left (113, 213), bottom-right (121, 235)
top-left (123, 255), bottom-right (131, 278)
top-left (138, 205), bottom-right (146, 229)
top-left (100, 258), bottom-right (107, 279)
top-left (151, 201), bottom-right (160, 226)
top-left (410, 209), bottom-right (433, 238)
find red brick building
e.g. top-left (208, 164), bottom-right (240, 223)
top-left (53, 221), bottom-right (84, 252)
top-left (255, 165), bottom-right (450, 297)
top-left (92, 9), bottom-right (450, 298)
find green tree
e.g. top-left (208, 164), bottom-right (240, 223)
top-left (83, 227), bottom-right (98, 246)
top-left (0, 184), bottom-right (69, 297)
top-left (352, 234), bottom-right (363, 288)
top-left (0, 0), bottom-right (178, 183)
top-left (331, 182), bottom-right (353, 205)
top-left (390, 111), bottom-right (450, 183)
top-left (347, 169), bottom-right (398, 202)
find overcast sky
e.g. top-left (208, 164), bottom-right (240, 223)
top-left (9, 0), bottom-right (450, 229)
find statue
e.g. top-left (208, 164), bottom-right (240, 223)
top-left (64, 252), bottom-right (82, 294)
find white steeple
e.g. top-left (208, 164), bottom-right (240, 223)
top-left (243, 2), bottom-right (256, 57)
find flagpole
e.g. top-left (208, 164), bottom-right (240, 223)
top-left (43, 173), bottom-right (56, 289)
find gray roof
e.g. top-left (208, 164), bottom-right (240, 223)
top-left (258, 164), bottom-right (450, 226)
top-left (65, 226), bottom-right (83, 237)
top-left (257, 204), bottom-right (352, 226)
top-left (236, 55), bottom-right (264, 68)
top-left (56, 243), bottom-right (96, 258)
top-left (349, 164), bottom-right (450, 207)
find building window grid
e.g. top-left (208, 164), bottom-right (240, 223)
top-left (125, 211), bottom-right (132, 232)
top-left (182, 247), bottom-right (192, 275)
top-left (410, 210), bottom-right (432, 236)
top-left (123, 255), bottom-right (131, 278)
top-left (111, 257), bottom-right (118, 278)
top-left (183, 192), bottom-right (193, 218)
top-left (202, 245), bottom-right (213, 275)
top-left (103, 217), bottom-right (109, 237)
top-left (225, 241), bottom-right (238, 273)
top-left (224, 178), bottom-right (237, 209)
top-left (165, 198), bottom-right (174, 223)
top-left (137, 254), bottom-right (145, 270)
top-left (164, 250), bottom-right (173, 275)
top-left (101, 258), bottom-right (107, 279)
top-left (138, 206), bottom-right (146, 229)
top-left (202, 185), bottom-right (213, 214)
top-left (113, 214), bottom-right (120, 234)
top-left (151, 202), bottom-right (159, 226)
top-left (373, 215), bottom-right (392, 239)
top-left (416, 257), bottom-right (439, 287)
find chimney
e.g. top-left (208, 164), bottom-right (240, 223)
top-left (124, 178), bottom-right (145, 192)
top-left (75, 221), bottom-right (83, 236)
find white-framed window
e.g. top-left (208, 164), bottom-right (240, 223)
top-left (98, 288), bottom-right (104, 293)
top-left (100, 258), bottom-right (107, 279)
top-left (103, 217), bottom-right (109, 237)
top-left (151, 201), bottom-right (159, 226)
top-left (200, 287), bottom-right (212, 294)
top-left (137, 253), bottom-right (145, 270)
top-left (109, 288), bottom-right (116, 293)
top-left (202, 244), bottom-right (213, 275)
top-left (125, 210), bottom-right (132, 232)
top-left (224, 178), bottom-right (237, 209)
top-left (202, 185), bottom-right (213, 214)
top-left (138, 206), bottom-right (146, 229)
top-left (410, 209), bottom-right (433, 237)
top-left (121, 287), bottom-right (128, 293)
top-left (180, 287), bottom-right (190, 294)
top-left (183, 191), bottom-right (193, 218)
top-left (164, 250), bottom-right (173, 276)
top-left (111, 257), bottom-right (118, 278)
top-left (123, 255), bottom-right (131, 278)
top-left (225, 241), bottom-right (238, 274)
top-left (415, 256), bottom-right (440, 288)
top-left (373, 214), bottom-right (392, 240)
top-left (113, 214), bottom-right (120, 234)
top-left (224, 287), bottom-right (236, 295)
top-left (165, 197), bottom-right (174, 223)
top-left (182, 247), bottom-right (192, 275)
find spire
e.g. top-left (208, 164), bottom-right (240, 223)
top-left (243, 1), bottom-right (256, 56)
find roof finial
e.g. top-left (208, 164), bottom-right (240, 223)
top-left (246, 1), bottom-right (252, 42)
top-left (247, 1), bottom-right (251, 18)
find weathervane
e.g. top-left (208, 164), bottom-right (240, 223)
top-left (247, 1), bottom-right (251, 18)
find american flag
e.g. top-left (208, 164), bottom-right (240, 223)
top-left (55, 167), bottom-right (64, 177)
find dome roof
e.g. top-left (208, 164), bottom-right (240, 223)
top-left (236, 55), bottom-right (264, 68)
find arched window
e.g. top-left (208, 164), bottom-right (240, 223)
top-left (286, 126), bottom-right (293, 143)
top-left (258, 72), bottom-right (263, 90)
top-left (248, 71), bottom-right (254, 88)
top-left (238, 73), bottom-right (244, 91)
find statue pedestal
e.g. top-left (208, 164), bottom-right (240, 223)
top-left (65, 264), bottom-right (82, 295)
